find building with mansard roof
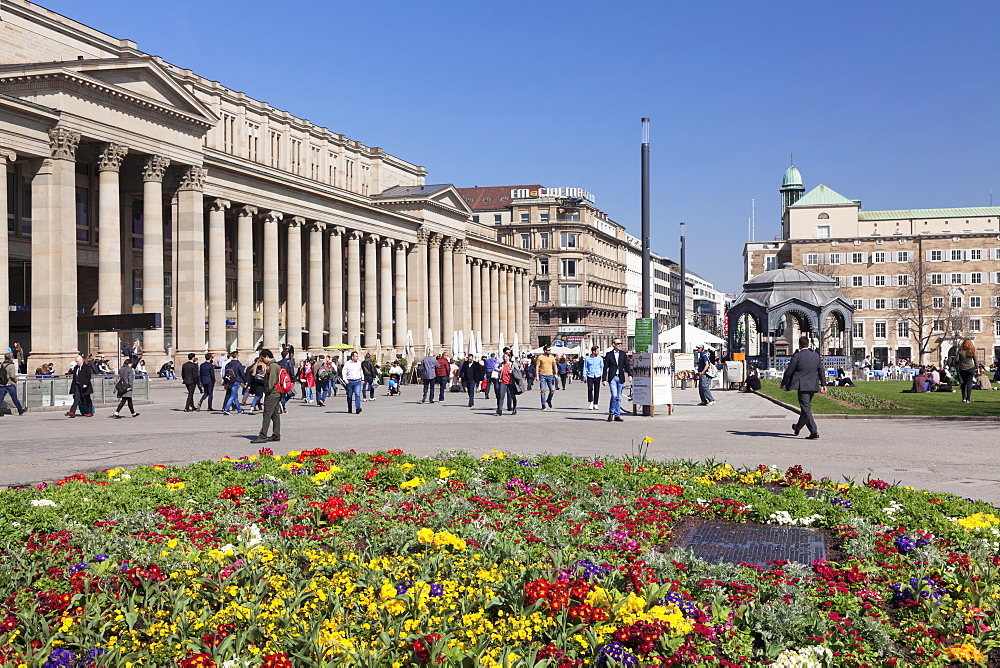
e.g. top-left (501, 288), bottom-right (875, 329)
top-left (0, 0), bottom-right (531, 369)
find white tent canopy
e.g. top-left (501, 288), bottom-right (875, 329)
top-left (659, 323), bottom-right (724, 350)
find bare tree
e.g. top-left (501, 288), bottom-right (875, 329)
top-left (895, 258), bottom-right (946, 364)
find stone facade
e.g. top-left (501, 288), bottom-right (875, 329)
top-left (0, 0), bottom-right (530, 369)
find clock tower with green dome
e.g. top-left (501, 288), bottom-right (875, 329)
top-left (780, 164), bottom-right (805, 222)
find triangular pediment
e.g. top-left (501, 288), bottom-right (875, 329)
top-left (430, 187), bottom-right (473, 214)
top-left (0, 57), bottom-right (218, 127)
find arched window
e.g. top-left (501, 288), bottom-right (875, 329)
top-left (818, 212), bottom-right (830, 219)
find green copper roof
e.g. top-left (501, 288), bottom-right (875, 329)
top-left (858, 207), bottom-right (1000, 221)
top-left (781, 165), bottom-right (803, 189)
top-left (789, 184), bottom-right (857, 207)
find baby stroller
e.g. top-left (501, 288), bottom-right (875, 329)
top-left (386, 374), bottom-right (401, 396)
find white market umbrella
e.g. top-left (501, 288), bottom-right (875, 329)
top-left (498, 333), bottom-right (505, 358)
top-left (512, 333), bottom-right (520, 359)
top-left (425, 328), bottom-right (434, 355)
top-left (457, 331), bottom-right (465, 357)
top-left (476, 330), bottom-right (484, 357)
top-left (659, 323), bottom-right (724, 351)
top-left (404, 330), bottom-right (415, 361)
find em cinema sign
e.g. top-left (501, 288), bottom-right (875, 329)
top-left (510, 187), bottom-right (596, 204)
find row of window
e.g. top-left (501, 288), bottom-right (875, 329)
top-left (926, 249), bottom-right (1000, 262)
top-left (831, 272), bottom-right (999, 288)
top-left (852, 319), bottom-right (1000, 338)
top-left (536, 258), bottom-right (579, 278)
top-left (514, 232), bottom-right (580, 251)
top-left (852, 296), bottom-right (1000, 311)
top-left (803, 251), bottom-right (914, 265)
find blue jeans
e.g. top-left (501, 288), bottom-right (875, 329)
top-left (0, 385), bottom-right (25, 414)
top-left (346, 379), bottom-right (362, 411)
top-left (699, 373), bottom-right (715, 404)
top-left (539, 374), bottom-right (555, 407)
top-left (608, 377), bottom-right (624, 416)
top-left (223, 384), bottom-right (243, 413)
top-left (437, 376), bottom-right (447, 401)
top-left (467, 380), bottom-right (476, 405)
top-left (303, 384), bottom-right (314, 402)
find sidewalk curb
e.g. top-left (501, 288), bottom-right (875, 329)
top-left (753, 391), bottom-right (1000, 421)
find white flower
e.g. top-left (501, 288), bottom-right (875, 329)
top-left (119, 474), bottom-right (131, 480)
top-left (768, 510), bottom-right (822, 526)
top-left (29, 499), bottom-right (57, 507)
top-left (773, 645), bottom-right (833, 667)
top-left (187, 499), bottom-right (198, 504)
top-left (238, 524), bottom-right (263, 548)
top-left (221, 660), bottom-right (252, 668)
top-left (11, 522), bottom-right (20, 527)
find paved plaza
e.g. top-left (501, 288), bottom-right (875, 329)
top-left (1, 379), bottom-right (998, 506)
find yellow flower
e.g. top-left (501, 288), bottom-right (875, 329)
top-left (166, 481), bottom-right (185, 491)
top-left (955, 513), bottom-right (1000, 531)
top-left (438, 467), bottom-right (455, 479)
top-left (400, 477), bottom-right (425, 491)
top-left (643, 436), bottom-right (652, 444)
top-left (286, 450), bottom-right (302, 457)
top-left (416, 528), bottom-right (435, 544)
top-left (399, 462), bottom-right (415, 471)
top-left (944, 643), bottom-right (985, 662)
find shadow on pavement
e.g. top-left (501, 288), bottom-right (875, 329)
top-left (727, 429), bottom-right (797, 438)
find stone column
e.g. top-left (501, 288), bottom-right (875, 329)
top-left (175, 165), bottom-right (208, 360)
top-left (140, 156), bottom-right (169, 362)
top-left (471, 258), bottom-right (482, 346)
top-left (285, 216), bottom-right (304, 353)
top-left (0, 149), bottom-right (13, 354)
top-left (394, 241), bottom-right (408, 350)
top-left (441, 237), bottom-right (455, 352)
top-left (307, 222), bottom-right (326, 351)
top-left (207, 198), bottom-right (230, 354)
top-left (497, 265), bottom-right (508, 344)
top-left (261, 211), bottom-right (282, 350)
top-left (521, 270), bottom-right (531, 346)
top-left (489, 262), bottom-right (500, 349)
top-left (379, 237), bottom-right (394, 348)
top-left (506, 267), bottom-right (516, 342)
top-left (364, 233), bottom-right (379, 348)
top-left (513, 268), bottom-right (522, 345)
top-left (453, 239), bottom-right (469, 338)
top-left (479, 261), bottom-right (490, 349)
top-left (328, 226), bottom-right (345, 345)
top-left (29, 128), bottom-right (80, 369)
top-left (427, 233), bottom-right (443, 349)
top-left (236, 205), bottom-right (257, 352)
top-left (346, 230), bottom-right (362, 347)
top-left (408, 228), bottom-right (428, 349)
top-left (95, 143), bottom-right (128, 359)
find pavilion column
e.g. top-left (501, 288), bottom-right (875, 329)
top-left (498, 265), bottom-right (509, 344)
top-left (409, 228), bottom-right (429, 349)
top-left (346, 230), bottom-right (362, 348)
top-left (521, 270), bottom-right (531, 346)
top-left (285, 216), bottom-right (304, 353)
top-left (327, 226), bottom-right (345, 345)
top-left (261, 211), bottom-right (282, 350)
top-left (307, 222), bottom-right (326, 351)
top-left (394, 241), bottom-right (409, 350)
top-left (471, 258), bottom-right (482, 345)
top-left (140, 156), bottom-right (170, 362)
top-left (489, 262), bottom-right (501, 349)
top-left (95, 143), bottom-right (128, 360)
top-left (0, 150), bottom-right (13, 355)
top-left (441, 237), bottom-right (455, 351)
top-left (453, 239), bottom-right (469, 337)
top-left (173, 165), bottom-right (208, 361)
top-left (505, 267), bottom-right (515, 343)
top-left (364, 233), bottom-right (379, 348)
top-left (379, 237), bottom-right (394, 348)
top-left (480, 261), bottom-right (491, 349)
top-left (27, 128), bottom-right (80, 369)
top-left (236, 205), bottom-right (257, 351)
top-left (512, 268), bottom-right (523, 345)
top-left (207, 198), bottom-right (230, 354)
top-left (427, 233), bottom-right (442, 349)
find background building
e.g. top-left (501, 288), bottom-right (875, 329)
top-left (745, 166), bottom-right (1000, 364)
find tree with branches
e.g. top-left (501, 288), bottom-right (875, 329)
top-left (895, 258), bottom-right (946, 364)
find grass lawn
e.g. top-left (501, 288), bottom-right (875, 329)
top-left (758, 379), bottom-right (1000, 416)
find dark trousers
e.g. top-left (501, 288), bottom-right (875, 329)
top-left (184, 383), bottom-right (197, 410)
top-left (422, 378), bottom-right (435, 402)
top-left (199, 383), bottom-right (215, 409)
top-left (437, 376), bottom-right (447, 401)
top-left (497, 382), bottom-right (517, 412)
top-left (560, 373), bottom-right (569, 389)
top-left (795, 391), bottom-right (818, 437)
top-left (586, 377), bottom-right (601, 404)
top-left (258, 392), bottom-right (281, 438)
top-left (467, 381), bottom-right (476, 405)
top-left (960, 368), bottom-right (976, 401)
top-left (78, 392), bottom-right (94, 416)
top-left (115, 397), bottom-right (134, 415)
top-left (484, 377), bottom-right (495, 399)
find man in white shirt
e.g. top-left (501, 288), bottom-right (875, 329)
top-left (342, 351), bottom-right (364, 414)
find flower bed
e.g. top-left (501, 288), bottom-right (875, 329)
top-left (1, 444), bottom-right (998, 666)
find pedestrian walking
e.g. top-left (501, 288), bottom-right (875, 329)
top-left (557, 356), bottom-right (570, 389)
top-left (0, 352), bottom-right (27, 415)
top-left (483, 353), bottom-right (498, 399)
top-left (328, 357), bottom-right (340, 398)
top-left (314, 356), bottom-right (332, 406)
top-left (251, 348), bottom-right (282, 444)
top-left (695, 345), bottom-right (716, 406)
top-left (781, 336), bottom-right (826, 440)
top-left (110, 358), bottom-right (139, 419)
top-left (419, 352), bottom-right (438, 403)
top-left (70, 355), bottom-right (94, 417)
top-left (435, 353), bottom-right (450, 402)
top-left (222, 352), bottom-right (246, 415)
top-left (247, 357), bottom-right (267, 413)
top-left (197, 353), bottom-right (218, 411)
top-left (181, 353), bottom-right (199, 411)
top-left (298, 358), bottom-right (315, 403)
top-left (524, 356), bottom-right (536, 390)
top-left (495, 352), bottom-right (524, 416)
top-left (459, 353), bottom-right (484, 407)
top-left (362, 354), bottom-right (378, 402)
top-left (957, 338), bottom-right (978, 403)
top-left (602, 338), bottom-right (631, 422)
top-left (583, 345), bottom-right (604, 410)
top-left (535, 346), bottom-right (558, 410)
top-left (278, 351), bottom-right (296, 413)
top-left (342, 350), bottom-right (364, 414)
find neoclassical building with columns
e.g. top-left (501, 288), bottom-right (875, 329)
top-left (0, 0), bottom-right (531, 370)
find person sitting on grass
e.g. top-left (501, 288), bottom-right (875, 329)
top-left (909, 367), bottom-right (930, 393)
top-left (975, 364), bottom-right (993, 391)
top-left (836, 368), bottom-right (855, 387)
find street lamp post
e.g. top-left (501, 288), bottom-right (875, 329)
top-left (680, 222), bottom-right (687, 354)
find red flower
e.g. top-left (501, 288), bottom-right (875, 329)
top-left (178, 653), bottom-right (215, 667)
top-left (220, 486), bottom-right (245, 500)
top-left (387, 449), bottom-right (404, 456)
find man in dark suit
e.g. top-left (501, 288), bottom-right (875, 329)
top-left (197, 353), bottom-right (219, 411)
top-left (70, 355), bottom-right (94, 417)
top-left (781, 335), bottom-right (827, 440)
top-left (180, 353), bottom-right (199, 411)
top-left (602, 338), bottom-right (632, 422)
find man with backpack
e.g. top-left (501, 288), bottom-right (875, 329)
top-left (419, 352), bottom-right (438, 403)
top-left (314, 355), bottom-right (331, 407)
top-left (221, 351), bottom-right (246, 415)
top-left (252, 348), bottom-right (285, 444)
top-left (0, 352), bottom-right (27, 415)
top-left (278, 350), bottom-right (296, 414)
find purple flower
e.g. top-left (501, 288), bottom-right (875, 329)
top-left (518, 459), bottom-right (539, 467)
top-left (66, 562), bottom-right (90, 574)
top-left (92, 554), bottom-right (108, 562)
top-left (577, 558), bottom-right (611, 581)
top-left (43, 649), bottom-right (75, 668)
top-left (894, 534), bottom-right (917, 554)
top-left (831, 497), bottom-right (853, 509)
top-left (598, 641), bottom-right (638, 667)
top-left (430, 584), bottom-right (444, 597)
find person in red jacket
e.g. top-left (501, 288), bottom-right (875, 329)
top-left (435, 353), bottom-right (451, 402)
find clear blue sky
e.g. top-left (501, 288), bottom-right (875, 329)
top-left (43, 0), bottom-right (1000, 294)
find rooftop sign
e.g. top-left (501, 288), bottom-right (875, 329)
top-left (510, 187), bottom-right (595, 204)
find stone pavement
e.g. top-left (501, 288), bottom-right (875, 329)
top-left (1, 378), bottom-right (998, 506)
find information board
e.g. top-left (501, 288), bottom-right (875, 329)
top-left (634, 318), bottom-right (656, 352)
top-left (674, 352), bottom-right (695, 373)
top-left (630, 352), bottom-right (673, 407)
